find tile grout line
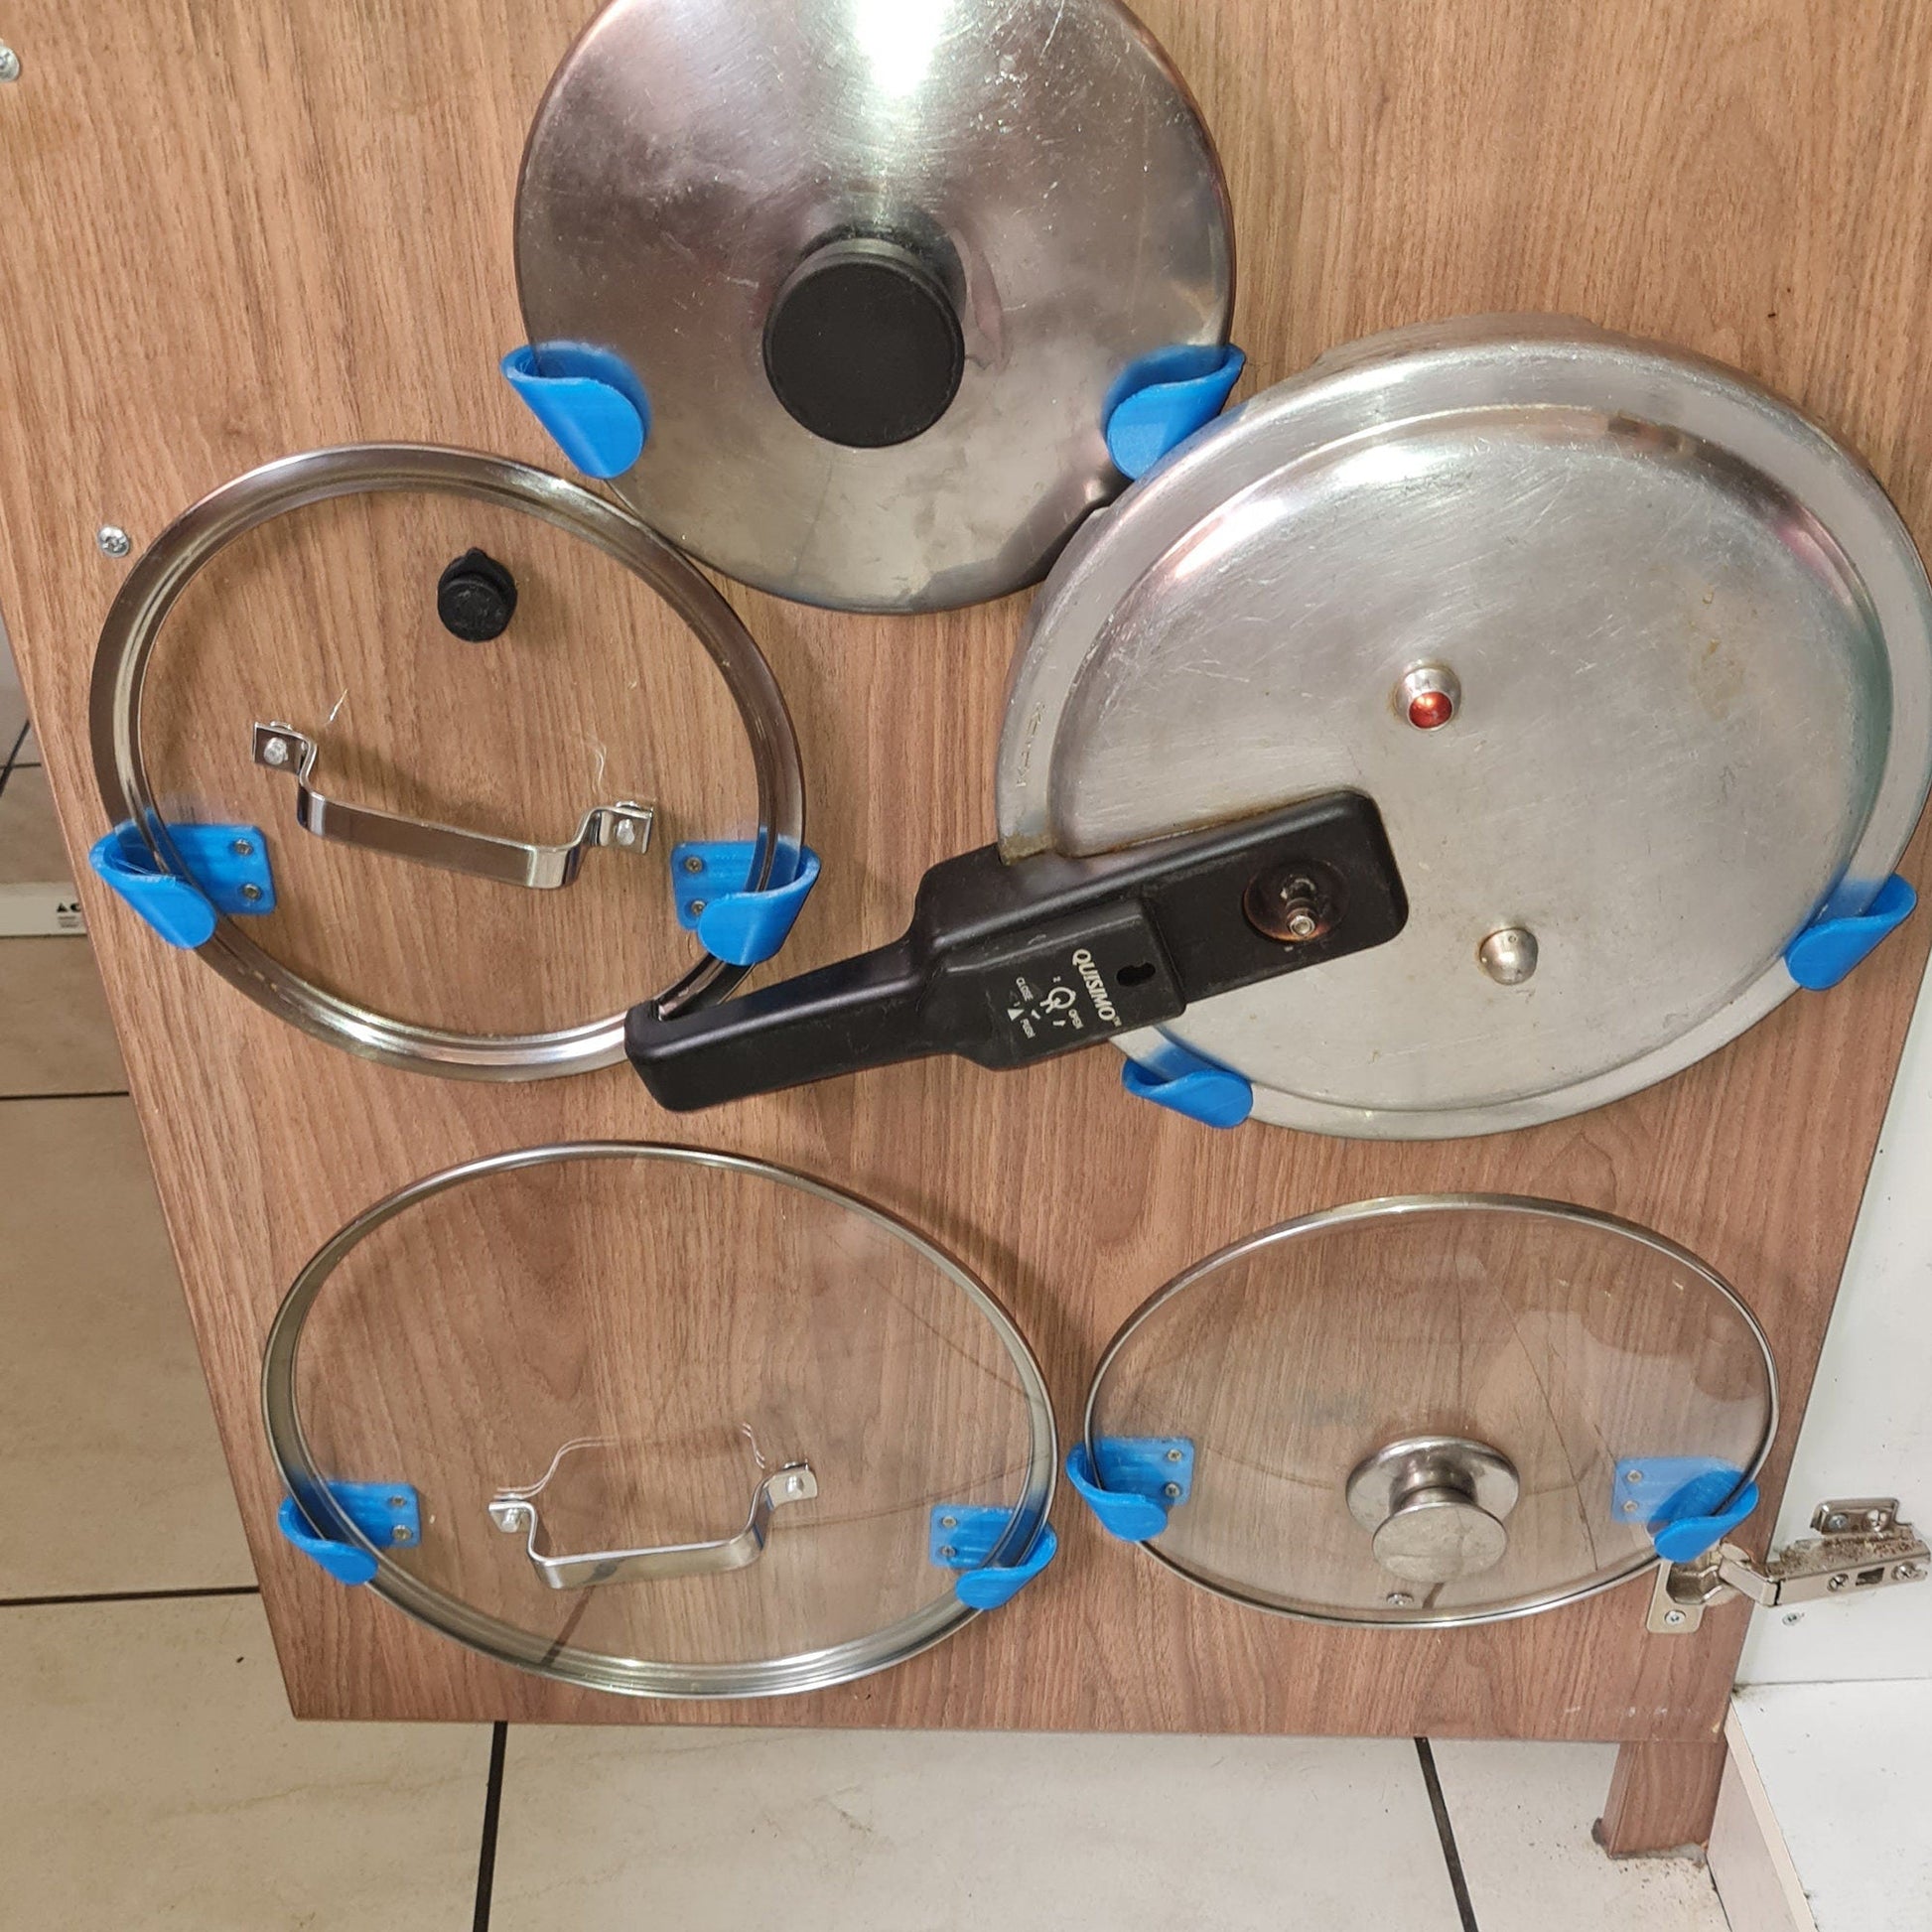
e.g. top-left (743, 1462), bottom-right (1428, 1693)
top-left (0, 1088), bottom-right (133, 1105)
top-left (473, 1724), bottom-right (508, 1932)
top-left (1415, 1738), bottom-right (1482, 1932)
top-left (0, 1585), bottom-right (261, 1609)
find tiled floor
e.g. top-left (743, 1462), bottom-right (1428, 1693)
top-left (0, 742), bottom-right (1736, 1929)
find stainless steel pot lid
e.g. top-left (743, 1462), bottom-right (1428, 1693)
top-left (264, 1144), bottom-right (1056, 1698)
top-left (1082, 1195), bottom-right (1776, 1627)
top-left (514, 0), bottom-right (1233, 612)
top-left (90, 447), bottom-right (805, 1079)
top-left (999, 319), bottom-right (1932, 1137)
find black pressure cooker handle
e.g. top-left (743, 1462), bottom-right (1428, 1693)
top-left (625, 791), bottom-right (1408, 1112)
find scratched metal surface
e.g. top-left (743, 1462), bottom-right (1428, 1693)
top-left (513, 0), bottom-right (1234, 611)
top-left (998, 320), bottom-right (1932, 1137)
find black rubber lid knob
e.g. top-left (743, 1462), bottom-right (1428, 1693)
top-left (763, 236), bottom-right (965, 449)
top-left (436, 549), bottom-right (518, 641)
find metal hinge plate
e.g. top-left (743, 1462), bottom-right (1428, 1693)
top-left (1649, 1496), bottom-right (1930, 1632)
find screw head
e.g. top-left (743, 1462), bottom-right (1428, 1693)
top-left (387, 1496), bottom-right (408, 1510)
top-left (1621, 1498), bottom-right (1640, 1514)
top-left (96, 524), bottom-right (132, 558)
top-left (1782, 1611), bottom-right (1804, 1625)
top-left (1163, 1481), bottom-right (1181, 1499)
top-left (615, 818), bottom-right (638, 847)
top-left (1395, 663), bottom-right (1460, 730)
top-left (939, 1515), bottom-right (957, 1530)
top-left (239, 883), bottom-right (263, 904)
top-left (1827, 1572), bottom-right (1850, 1591)
top-left (1896, 1563), bottom-right (1926, 1583)
top-left (681, 854), bottom-right (705, 875)
top-left (1663, 1608), bottom-right (1687, 1626)
top-left (938, 1544), bottom-right (956, 1561)
top-left (1478, 925), bottom-right (1539, 986)
top-left (1385, 1591), bottom-right (1415, 1608)
top-left (688, 898), bottom-right (707, 916)
top-left (261, 737), bottom-right (291, 768)
top-left (1825, 1513), bottom-right (1850, 1533)
top-left (230, 838), bottom-right (254, 858)
top-left (1624, 1469), bottom-right (1644, 1484)
top-left (1863, 1508), bottom-right (1888, 1531)
top-left (390, 1523), bottom-right (411, 1544)
top-left (0, 45), bottom-right (20, 82)
top-left (1166, 1448), bottom-right (1183, 1463)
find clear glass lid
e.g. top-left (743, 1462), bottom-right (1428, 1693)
top-left (91, 448), bottom-right (804, 1077)
top-left (1084, 1195), bottom-right (1775, 1626)
top-left (264, 1145), bottom-right (1055, 1697)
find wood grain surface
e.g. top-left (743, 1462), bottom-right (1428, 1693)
top-left (2, 0), bottom-right (1930, 1848)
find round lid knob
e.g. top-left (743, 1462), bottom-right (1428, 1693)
top-left (1370, 1484), bottom-right (1510, 1583)
top-left (1346, 1436), bottom-right (1521, 1587)
top-left (762, 236), bottom-right (966, 451)
top-left (436, 548), bottom-right (518, 641)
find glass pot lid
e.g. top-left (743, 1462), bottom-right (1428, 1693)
top-left (514, 0), bottom-right (1233, 613)
top-left (90, 447), bottom-right (805, 1078)
top-left (263, 1144), bottom-right (1056, 1697)
top-left (1083, 1195), bottom-right (1775, 1627)
top-left (999, 318), bottom-right (1932, 1137)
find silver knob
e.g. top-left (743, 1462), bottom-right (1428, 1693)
top-left (1345, 1436), bottom-right (1520, 1587)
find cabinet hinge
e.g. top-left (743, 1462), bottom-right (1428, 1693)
top-left (1648, 1497), bottom-right (1929, 1632)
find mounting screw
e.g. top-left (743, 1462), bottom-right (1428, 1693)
top-left (239, 883), bottom-right (263, 904)
top-left (1663, 1608), bottom-right (1687, 1626)
top-left (387, 1496), bottom-right (408, 1509)
top-left (1385, 1591), bottom-right (1415, 1608)
top-left (1163, 1481), bottom-right (1181, 1499)
top-left (1827, 1572), bottom-right (1850, 1591)
top-left (1621, 1498), bottom-right (1640, 1514)
top-left (96, 524), bottom-right (132, 558)
top-left (1394, 662), bottom-right (1460, 731)
top-left (1825, 1512), bottom-right (1850, 1532)
top-left (688, 898), bottom-right (707, 916)
top-left (390, 1523), bottom-right (411, 1544)
top-left (1897, 1563), bottom-right (1927, 1583)
top-left (230, 838), bottom-right (254, 858)
top-left (1478, 925), bottom-right (1539, 986)
top-left (615, 818), bottom-right (638, 847)
top-left (939, 1515), bottom-right (957, 1530)
top-left (938, 1545), bottom-right (955, 1561)
top-left (1782, 1611), bottom-right (1804, 1625)
top-left (682, 854), bottom-right (705, 875)
top-left (1624, 1469), bottom-right (1644, 1484)
top-left (1166, 1448), bottom-right (1183, 1463)
top-left (260, 736), bottom-right (291, 768)
top-left (0, 45), bottom-right (20, 82)
top-left (1863, 1508), bottom-right (1888, 1531)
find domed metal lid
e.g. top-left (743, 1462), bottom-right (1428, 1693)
top-left (1083, 1195), bottom-right (1776, 1626)
top-left (999, 319), bottom-right (1932, 1136)
top-left (264, 1144), bottom-right (1056, 1697)
top-left (514, 0), bottom-right (1233, 612)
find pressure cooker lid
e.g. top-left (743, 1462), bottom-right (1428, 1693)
top-left (264, 1144), bottom-right (1055, 1696)
top-left (999, 319), bottom-right (1932, 1136)
top-left (90, 447), bottom-right (804, 1078)
top-left (1083, 1195), bottom-right (1775, 1626)
top-left (514, 0), bottom-right (1233, 611)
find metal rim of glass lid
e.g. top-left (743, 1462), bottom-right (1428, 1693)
top-left (1083, 1193), bottom-right (1776, 1628)
top-left (513, 0), bottom-right (1233, 613)
top-left (998, 318), bottom-right (1932, 1137)
top-left (90, 445), bottom-right (804, 1080)
top-left (264, 1142), bottom-right (1057, 1698)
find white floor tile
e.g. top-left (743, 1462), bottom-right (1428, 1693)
top-left (0, 1594), bottom-right (489, 1929)
top-left (0, 764), bottom-right (70, 885)
top-left (1731, 1681), bottom-right (1932, 1930)
top-left (0, 938), bottom-right (125, 1094)
top-left (490, 1726), bottom-right (1461, 1932)
top-left (1432, 1739), bottom-right (1727, 1932)
top-left (0, 1096), bottom-right (253, 1594)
